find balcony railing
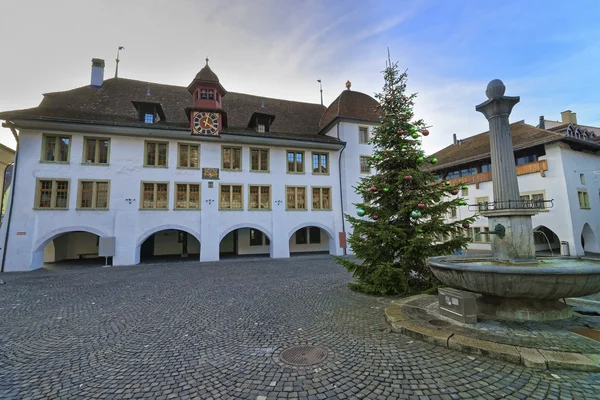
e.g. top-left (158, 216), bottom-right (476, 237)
top-left (468, 199), bottom-right (554, 212)
top-left (448, 160), bottom-right (548, 188)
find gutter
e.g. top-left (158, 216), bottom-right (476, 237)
top-left (336, 122), bottom-right (347, 255)
top-left (1, 123), bottom-right (19, 273)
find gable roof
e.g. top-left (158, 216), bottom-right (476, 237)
top-left (0, 77), bottom-right (345, 142)
top-left (427, 122), bottom-right (575, 171)
top-left (319, 90), bottom-right (380, 131)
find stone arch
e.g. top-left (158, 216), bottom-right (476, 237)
top-left (220, 223), bottom-right (272, 242)
top-left (136, 224), bottom-right (201, 248)
top-left (288, 222), bottom-right (336, 255)
top-left (288, 222), bottom-right (334, 241)
top-left (532, 225), bottom-right (561, 254)
top-left (34, 226), bottom-right (110, 253)
top-left (581, 223), bottom-right (600, 253)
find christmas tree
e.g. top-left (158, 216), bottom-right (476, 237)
top-left (336, 61), bottom-right (475, 296)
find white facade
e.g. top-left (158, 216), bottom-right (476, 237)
top-left (0, 120), bottom-right (375, 271)
top-left (449, 142), bottom-right (600, 256)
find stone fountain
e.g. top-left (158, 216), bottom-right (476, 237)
top-left (427, 80), bottom-right (600, 321)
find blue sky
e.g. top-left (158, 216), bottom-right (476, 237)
top-left (1, 0), bottom-right (599, 154)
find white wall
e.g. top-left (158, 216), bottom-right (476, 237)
top-left (1, 128), bottom-right (346, 271)
top-left (330, 121), bottom-right (376, 255)
top-left (447, 141), bottom-right (600, 256)
top-left (43, 231), bottom-right (98, 262)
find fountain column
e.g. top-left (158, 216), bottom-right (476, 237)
top-left (476, 80), bottom-right (537, 263)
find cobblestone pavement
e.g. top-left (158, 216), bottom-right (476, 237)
top-left (1, 256), bottom-right (599, 399)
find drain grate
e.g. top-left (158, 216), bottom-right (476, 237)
top-left (279, 345), bottom-right (328, 366)
top-left (571, 328), bottom-right (600, 342)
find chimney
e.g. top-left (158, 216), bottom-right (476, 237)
top-left (538, 116), bottom-right (545, 129)
top-left (571, 112), bottom-right (578, 125)
top-left (453, 133), bottom-right (457, 144)
top-left (90, 58), bottom-right (105, 88)
top-left (561, 110), bottom-right (574, 124)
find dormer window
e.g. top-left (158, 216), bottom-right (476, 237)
top-left (208, 89), bottom-right (214, 100)
top-left (200, 89), bottom-right (207, 99)
top-left (132, 101), bottom-right (166, 125)
top-left (257, 124), bottom-right (265, 133)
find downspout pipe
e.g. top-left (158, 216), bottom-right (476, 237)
top-left (1, 123), bottom-right (19, 273)
top-left (336, 122), bottom-right (347, 255)
top-left (0, 162), bottom-right (13, 217)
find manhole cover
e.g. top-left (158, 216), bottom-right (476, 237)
top-left (280, 345), bottom-right (328, 366)
top-left (429, 319), bottom-right (450, 327)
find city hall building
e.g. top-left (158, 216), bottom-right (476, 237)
top-left (0, 58), bottom-right (378, 271)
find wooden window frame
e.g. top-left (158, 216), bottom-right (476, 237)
top-left (221, 146), bottom-right (242, 171)
top-left (309, 227), bottom-right (321, 244)
top-left (177, 143), bottom-right (200, 169)
top-left (461, 187), bottom-right (469, 196)
top-left (140, 181), bottom-right (169, 210)
top-left (519, 190), bottom-right (547, 210)
top-left (249, 229), bottom-right (270, 246)
top-left (77, 180), bottom-right (110, 210)
top-left (219, 183), bottom-right (244, 210)
top-left (174, 182), bottom-right (201, 210)
top-left (359, 155), bottom-right (371, 174)
top-left (249, 147), bottom-right (270, 172)
top-left (311, 186), bottom-right (332, 210)
top-left (34, 178), bottom-right (71, 209)
top-left (41, 134), bottom-right (71, 163)
top-left (144, 141), bottom-right (169, 168)
top-left (450, 207), bottom-right (457, 218)
top-left (358, 126), bottom-right (370, 144)
top-left (286, 186), bottom-right (307, 211)
top-left (578, 189), bottom-right (591, 209)
top-left (82, 137), bottom-right (110, 165)
top-left (295, 228), bottom-right (308, 245)
top-left (311, 152), bottom-right (330, 175)
top-left (286, 150), bottom-right (305, 174)
top-left (475, 196), bottom-right (490, 212)
top-left (248, 185), bottom-right (271, 210)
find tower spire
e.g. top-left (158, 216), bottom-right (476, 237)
top-left (205, 56), bottom-right (209, 66)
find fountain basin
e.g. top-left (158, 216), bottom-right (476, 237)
top-left (427, 256), bottom-right (600, 321)
top-left (428, 256), bottom-right (600, 299)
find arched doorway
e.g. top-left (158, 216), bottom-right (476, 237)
top-left (289, 225), bottom-right (334, 256)
top-left (43, 231), bottom-right (105, 267)
top-left (582, 223), bottom-right (600, 253)
top-left (139, 229), bottom-right (200, 263)
top-left (220, 227), bottom-right (271, 258)
top-left (533, 226), bottom-right (560, 255)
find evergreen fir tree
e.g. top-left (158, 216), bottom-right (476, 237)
top-left (336, 61), bottom-right (475, 296)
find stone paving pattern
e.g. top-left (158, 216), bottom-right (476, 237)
top-left (404, 296), bottom-right (600, 354)
top-left (1, 256), bottom-right (600, 399)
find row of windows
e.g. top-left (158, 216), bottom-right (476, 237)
top-left (34, 180), bottom-right (332, 211)
top-left (41, 135), bottom-right (335, 174)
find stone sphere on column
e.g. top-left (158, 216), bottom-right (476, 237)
top-left (485, 79), bottom-right (506, 100)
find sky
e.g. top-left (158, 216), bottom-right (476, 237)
top-left (1, 0), bottom-right (599, 155)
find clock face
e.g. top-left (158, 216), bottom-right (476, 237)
top-left (192, 111), bottom-right (219, 135)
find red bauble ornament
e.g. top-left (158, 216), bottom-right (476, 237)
top-left (373, 215), bottom-right (379, 221)
top-left (417, 203), bottom-right (425, 209)
top-left (405, 175), bottom-right (413, 181)
top-left (370, 186), bottom-right (377, 193)
top-left (451, 189), bottom-right (459, 195)
top-left (422, 129), bottom-right (430, 136)
top-left (397, 129), bottom-right (404, 134)
top-left (463, 223), bottom-right (470, 229)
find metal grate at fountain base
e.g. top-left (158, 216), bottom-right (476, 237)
top-left (279, 345), bottom-right (328, 366)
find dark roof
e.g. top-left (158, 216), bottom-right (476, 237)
top-left (193, 63), bottom-right (220, 83)
top-left (427, 122), bottom-right (573, 171)
top-left (319, 90), bottom-right (380, 130)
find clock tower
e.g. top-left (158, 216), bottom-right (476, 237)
top-left (187, 58), bottom-right (227, 136)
